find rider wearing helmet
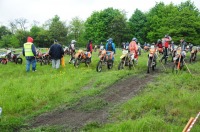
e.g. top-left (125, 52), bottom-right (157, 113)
top-left (129, 37), bottom-right (138, 65)
top-left (105, 38), bottom-right (116, 61)
top-left (69, 40), bottom-right (76, 63)
top-left (160, 34), bottom-right (171, 63)
top-left (156, 39), bottom-right (163, 48)
top-left (156, 39), bottom-right (163, 54)
top-left (180, 38), bottom-right (187, 51)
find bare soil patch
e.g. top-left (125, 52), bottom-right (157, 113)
top-left (29, 71), bottom-right (159, 131)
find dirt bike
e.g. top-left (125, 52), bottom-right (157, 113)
top-left (40, 53), bottom-right (51, 65)
top-left (36, 49), bottom-right (44, 65)
top-left (189, 47), bottom-right (197, 63)
top-left (96, 50), bottom-right (114, 72)
top-left (0, 52), bottom-right (8, 64)
top-left (74, 49), bottom-right (91, 68)
top-left (138, 46), bottom-right (142, 55)
top-left (6, 50), bottom-right (23, 64)
top-left (147, 47), bottom-right (157, 73)
top-left (64, 46), bottom-right (70, 55)
top-left (172, 48), bottom-right (185, 73)
top-left (157, 47), bottom-right (163, 55)
top-left (171, 45), bottom-right (178, 62)
top-left (118, 50), bottom-right (134, 70)
top-left (143, 46), bottom-right (150, 52)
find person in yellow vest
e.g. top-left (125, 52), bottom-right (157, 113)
top-left (22, 36), bottom-right (37, 72)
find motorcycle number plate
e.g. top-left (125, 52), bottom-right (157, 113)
top-left (122, 50), bottom-right (128, 54)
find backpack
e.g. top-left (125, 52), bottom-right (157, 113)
top-left (107, 42), bottom-right (113, 51)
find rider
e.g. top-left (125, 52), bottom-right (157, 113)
top-left (100, 42), bottom-right (104, 50)
top-left (180, 38), bottom-right (187, 51)
top-left (160, 34), bottom-right (171, 63)
top-left (105, 38), bottom-right (116, 62)
top-left (86, 40), bottom-right (93, 54)
top-left (69, 40), bottom-right (76, 63)
top-left (125, 41), bottom-right (129, 50)
top-left (156, 39), bottom-right (163, 54)
top-left (129, 37), bottom-right (138, 65)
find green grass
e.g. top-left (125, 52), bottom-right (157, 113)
top-left (0, 49), bottom-right (200, 132)
top-left (85, 60), bottom-right (200, 132)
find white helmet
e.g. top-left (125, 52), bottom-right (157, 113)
top-left (71, 40), bottom-right (76, 44)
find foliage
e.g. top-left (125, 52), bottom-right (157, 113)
top-left (68, 17), bottom-right (85, 47)
top-left (0, 1), bottom-right (199, 47)
top-left (30, 26), bottom-right (51, 48)
top-left (145, 1), bottom-right (200, 44)
top-left (84, 8), bottom-right (127, 47)
top-left (48, 15), bottom-right (68, 45)
top-left (129, 9), bottom-right (147, 44)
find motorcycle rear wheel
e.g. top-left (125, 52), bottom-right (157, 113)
top-left (16, 58), bottom-right (23, 64)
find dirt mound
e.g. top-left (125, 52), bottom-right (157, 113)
top-left (29, 72), bottom-right (158, 130)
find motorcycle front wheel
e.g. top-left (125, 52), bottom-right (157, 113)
top-left (96, 61), bottom-right (102, 72)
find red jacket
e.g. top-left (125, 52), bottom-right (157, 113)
top-left (162, 38), bottom-right (170, 48)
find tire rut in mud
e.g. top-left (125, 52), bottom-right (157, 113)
top-left (29, 72), bottom-right (160, 130)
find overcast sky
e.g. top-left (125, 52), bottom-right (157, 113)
top-left (0, 0), bottom-right (199, 26)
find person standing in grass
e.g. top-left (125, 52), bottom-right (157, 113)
top-left (22, 36), bottom-right (37, 72)
top-left (49, 39), bottom-right (64, 69)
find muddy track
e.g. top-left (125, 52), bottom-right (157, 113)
top-left (28, 71), bottom-right (160, 131)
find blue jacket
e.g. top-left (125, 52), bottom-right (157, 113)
top-left (105, 41), bottom-right (116, 54)
top-left (49, 43), bottom-right (64, 59)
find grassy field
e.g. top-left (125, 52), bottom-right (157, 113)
top-left (0, 48), bottom-right (200, 132)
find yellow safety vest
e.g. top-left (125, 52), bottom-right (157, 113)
top-left (24, 42), bottom-right (34, 56)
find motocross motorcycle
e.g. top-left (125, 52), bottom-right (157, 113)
top-left (171, 45), bottom-right (178, 62)
top-left (74, 49), bottom-right (91, 68)
top-left (147, 47), bottom-right (157, 73)
top-left (172, 47), bottom-right (185, 73)
top-left (189, 47), bottom-right (197, 63)
top-left (0, 52), bottom-right (8, 64)
top-left (96, 50), bottom-right (113, 72)
top-left (118, 49), bottom-right (134, 70)
top-left (6, 50), bottom-right (23, 64)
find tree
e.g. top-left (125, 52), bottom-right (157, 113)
top-left (68, 17), bottom-right (85, 46)
top-left (15, 18), bottom-right (28, 31)
top-left (129, 9), bottom-right (147, 44)
top-left (84, 8), bottom-right (127, 47)
top-left (145, 1), bottom-right (200, 44)
top-left (48, 15), bottom-right (68, 44)
top-left (0, 26), bottom-right (11, 39)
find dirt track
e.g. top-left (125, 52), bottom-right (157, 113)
top-left (28, 69), bottom-right (160, 131)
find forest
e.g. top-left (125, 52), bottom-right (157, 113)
top-left (0, 0), bottom-right (199, 48)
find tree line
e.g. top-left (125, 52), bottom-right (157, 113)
top-left (0, 0), bottom-right (199, 48)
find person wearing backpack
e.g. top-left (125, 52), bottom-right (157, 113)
top-left (105, 38), bottom-right (116, 61)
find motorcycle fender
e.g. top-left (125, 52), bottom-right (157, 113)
top-left (120, 55), bottom-right (126, 59)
